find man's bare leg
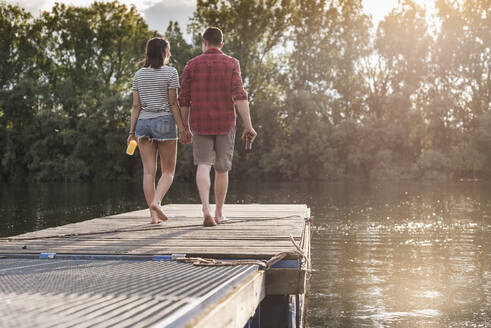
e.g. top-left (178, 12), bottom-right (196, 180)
top-left (214, 169), bottom-right (229, 223)
top-left (196, 164), bottom-right (215, 226)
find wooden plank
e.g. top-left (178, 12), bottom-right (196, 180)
top-left (0, 245), bottom-right (299, 252)
top-left (3, 237), bottom-right (302, 247)
top-left (0, 250), bottom-right (297, 258)
top-left (1, 240), bottom-right (296, 247)
top-left (6, 220), bottom-right (304, 240)
top-left (0, 204), bottom-right (309, 261)
top-left (297, 293), bottom-right (305, 328)
top-left (186, 271), bottom-right (265, 328)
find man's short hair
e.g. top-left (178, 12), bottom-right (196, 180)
top-left (202, 27), bottom-right (223, 46)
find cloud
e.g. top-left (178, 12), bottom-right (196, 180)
top-left (5, 0), bottom-right (49, 14)
top-left (6, 0), bottom-right (197, 41)
top-left (142, 1), bottom-right (195, 40)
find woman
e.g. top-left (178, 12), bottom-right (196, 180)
top-left (127, 37), bottom-right (190, 224)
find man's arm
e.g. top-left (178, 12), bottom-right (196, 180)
top-left (180, 106), bottom-right (190, 128)
top-left (180, 105), bottom-right (192, 143)
top-left (231, 59), bottom-right (256, 143)
top-left (178, 63), bottom-right (193, 142)
top-left (236, 100), bottom-right (257, 143)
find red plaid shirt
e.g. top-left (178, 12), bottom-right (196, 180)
top-left (179, 48), bottom-right (248, 135)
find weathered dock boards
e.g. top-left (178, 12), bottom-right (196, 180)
top-left (0, 204), bottom-right (310, 327)
top-left (0, 204), bottom-right (309, 260)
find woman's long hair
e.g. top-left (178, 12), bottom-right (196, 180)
top-left (143, 37), bottom-right (169, 68)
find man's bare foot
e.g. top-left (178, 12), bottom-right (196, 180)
top-left (150, 203), bottom-right (168, 222)
top-left (215, 216), bottom-right (229, 224)
top-left (203, 213), bottom-right (216, 226)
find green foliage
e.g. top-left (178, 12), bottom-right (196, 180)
top-left (189, 0), bottom-right (294, 98)
top-left (165, 21), bottom-right (200, 75)
top-left (0, 0), bottom-right (489, 182)
top-left (1, 1), bottom-right (150, 182)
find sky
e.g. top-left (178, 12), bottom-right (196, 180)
top-left (6, 0), bottom-right (196, 39)
top-left (6, 0), bottom-right (434, 41)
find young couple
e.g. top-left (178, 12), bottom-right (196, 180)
top-left (127, 27), bottom-right (257, 226)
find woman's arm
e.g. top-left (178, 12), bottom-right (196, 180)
top-left (169, 89), bottom-right (185, 129)
top-left (128, 90), bottom-right (141, 144)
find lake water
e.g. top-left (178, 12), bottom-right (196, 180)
top-left (1, 180), bottom-right (490, 327)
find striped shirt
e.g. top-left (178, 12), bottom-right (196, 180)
top-left (132, 66), bottom-right (180, 120)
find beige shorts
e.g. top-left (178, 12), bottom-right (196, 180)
top-left (193, 126), bottom-right (236, 172)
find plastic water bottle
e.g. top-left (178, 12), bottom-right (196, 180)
top-left (126, 140), bottom-right (137, 155)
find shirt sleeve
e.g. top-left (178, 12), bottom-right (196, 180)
top-left (169, 67), bottom-right (180, 89)
top-left (178, 62), bottom-right (192, 107)
top-left (231, 59), bottom-right (248, 102)
top-left (131, 71), bottom-right (138, 91)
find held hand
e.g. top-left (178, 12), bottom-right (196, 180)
top-left (177, 125), bottom-right (186, 144)
top-left (178, 127), bottom-right (186, 144)
top-left (127, 134), bottom-right (137, 145)
top-left (178, 127), bottom-right (193, 144)
top-left (242, 126), bottom-right (257, 144)
top-left (185, 128), bottom-right (193, 144)
top-left (179, 133), bottom-right (192, 144)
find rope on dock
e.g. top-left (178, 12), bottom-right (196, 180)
top-left (176, 234), bottom-right (307, 270)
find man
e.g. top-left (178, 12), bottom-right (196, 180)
top-left (179, 27), bottom-right (257, 226)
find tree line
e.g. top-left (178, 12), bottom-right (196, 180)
top-left (1, 0), bottom-right (490, 182)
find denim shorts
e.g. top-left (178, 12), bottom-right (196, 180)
top-left (135, 115), bottom-right (177, 142)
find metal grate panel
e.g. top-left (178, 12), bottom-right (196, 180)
top-left (0, 258), bottom-right (258, 328)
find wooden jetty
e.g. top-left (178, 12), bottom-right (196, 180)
top-left (0, 204), bottom-right (311, 328)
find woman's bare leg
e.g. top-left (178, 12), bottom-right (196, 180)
top-left (138, 138), bottom-right (159, 224)
top-left (150, 140), bottom-right (177, 221)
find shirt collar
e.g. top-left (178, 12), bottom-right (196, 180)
top-left (205, 47), bottom-right (223, 54)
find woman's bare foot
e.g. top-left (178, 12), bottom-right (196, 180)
top-left (214, 216), bottom-right (229, 224)
top-left (203, 213), bottom-right (216, 226)
top-left (150, 203), bottom-right (168, 222)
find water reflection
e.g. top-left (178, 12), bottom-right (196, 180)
top-left (0, 180), bottom-right (490, 327)
top-left (309, 181), bottom-right (491, 327)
